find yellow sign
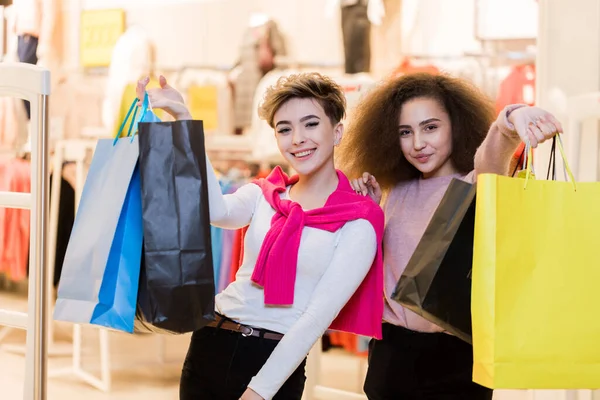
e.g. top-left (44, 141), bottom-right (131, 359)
top-left (188, 85), bottom-right (219, 132)
top-left (80, 9), bottom-right (125, 67)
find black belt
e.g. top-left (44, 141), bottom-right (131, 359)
top-left (206, 314), bottom-right (284, 341)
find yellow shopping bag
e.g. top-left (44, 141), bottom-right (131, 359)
top-left (472, 137), bottom-right (600, 389)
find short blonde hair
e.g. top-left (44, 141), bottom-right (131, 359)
top-left (258, 72), bottom-right (347, 128)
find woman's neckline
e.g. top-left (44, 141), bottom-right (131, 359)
top-left (418, 172), bottom-right (464, 183)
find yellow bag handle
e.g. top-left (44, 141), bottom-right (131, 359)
top-left (523, 134), bottom-right (576, 191)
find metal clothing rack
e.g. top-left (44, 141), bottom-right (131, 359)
top-left (0, 62), bottom-right (51, 400)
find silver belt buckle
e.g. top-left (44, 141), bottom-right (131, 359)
top-left (241, 326), bottom-right (254, 337)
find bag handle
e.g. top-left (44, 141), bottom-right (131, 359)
top-left (523, 134), bottom-right (576, 191)
top-left (113, 92), bottom-right (151, 145)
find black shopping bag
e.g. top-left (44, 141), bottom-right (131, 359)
top-left (392, 179), bottom-right (475, 343)
top-left (135, 120), bottom-right (215, 334)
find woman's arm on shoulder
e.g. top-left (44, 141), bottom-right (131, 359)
top-left (205, 156), bottom-right (262, 229)
top-left (246, 219), bottom-right (378, 399)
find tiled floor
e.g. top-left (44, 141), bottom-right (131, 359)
top-left (0, 291), bottom-right (367, 399)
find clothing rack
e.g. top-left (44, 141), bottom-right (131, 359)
top-left (0, 139), bottom-right (111, 388)
top-left (1, 138), bottom-right (167, 393)
top-left (0, 62), bottom-right (51, 400)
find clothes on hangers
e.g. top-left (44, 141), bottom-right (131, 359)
top-left (49, 170), bottom-right (75, 287)
top-left (211, 176), bottom-right (248, 293)
top-left (231, 17), bottom-right (286, 133)
top-left (0, 157), bottom-right (30, 282)
top-left (12, 0), bottom-right (57, 62)
top-left (341, 0), bottom-right (372, 74)
top-left (496, 64), bottom-right (535, 173)
top-left (0, 159), bottom-right (75, 285)
top-left (12, 0), bottom-right (58, 118)
top-left (495, 63), bottom-right (536, 114)
top-left (102, 26), bottom-right (155, 135)
top-left (0, 97), bottom-right (20, 151)
top-left (392, 58), bottom-right (440, 77)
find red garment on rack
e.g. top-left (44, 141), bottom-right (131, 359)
top-left (392, 58), bottom-right (440, 77)
top-left (495, 64), bottom-right (536, 114)
top-left (495, 64), bottom-right (536, 172)
top-left (0, 158), bottom-right (31, 282)
top-left (328, 331), bottom-right (368, 356)
top-left (229, 226), bottom-right (247, 283)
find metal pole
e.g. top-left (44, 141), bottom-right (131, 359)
top-left (32, 93), bottom-right (49, 400)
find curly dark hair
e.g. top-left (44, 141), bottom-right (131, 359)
top-left (337, 73), bottom-right (496, 190)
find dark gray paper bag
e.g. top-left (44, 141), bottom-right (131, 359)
top-left (393, 178), bottom-right (475, 343)
top-left (136, 120), bottom-right (215, 334)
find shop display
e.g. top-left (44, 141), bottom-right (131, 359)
top-left (4, 2), bottom-right (594, 400)
top-left (0, 157), bottom-right (29, 283)
top-left (231, 15), bottom-right (286, 134)
top-left (341, 0), bottom-right (371, 74)
top-left (48, 172), bottom-right (75, 287)
top-left (187, 84), bottom-right (219, 132)
top-left (12, 0), bottom-right (58, 118)
top-left (476, 0), bottom-right (538, 40)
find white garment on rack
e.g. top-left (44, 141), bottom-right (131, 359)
top-left (400, 0), bottom-right (480, 56)
top-left (101, 25), bottom-right (154, 133)
top-left (12, 0), bottom-right (57, 61)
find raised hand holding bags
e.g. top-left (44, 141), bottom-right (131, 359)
top-left (472, 137), bottom-right (600, 389)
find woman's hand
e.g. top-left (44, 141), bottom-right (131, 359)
top-left (136, 75), bottom-right (192, 120)
top-left (350, 172), bottom-right (382, 205)
top-left (508, 106), bottom-right (564, 148)
top-left (239, 388), bottom-right (264, 400)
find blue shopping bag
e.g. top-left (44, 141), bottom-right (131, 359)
top-left (54, 97), bottom-right (157, 332)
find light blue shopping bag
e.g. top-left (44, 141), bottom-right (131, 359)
top-left (54, 96), bottom-right (158, 332)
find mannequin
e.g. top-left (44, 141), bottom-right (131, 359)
top-left (229, 14), bottom-right (286, 135)
top-left (12, 0), bottom-right (57, 119)
top-left (325, 0), bottom-right (385, 74)
top-left (0, 0), bottom-right (12, 60)
top-left (101, 26), bottom-right (166, 138)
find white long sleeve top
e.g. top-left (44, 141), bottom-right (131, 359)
top-left (205, 157), bottom-right (377, 399)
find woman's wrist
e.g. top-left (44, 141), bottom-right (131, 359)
top-left (176, 110), bottom-right (193, 120)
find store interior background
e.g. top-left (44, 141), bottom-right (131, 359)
top-left (1, 0), bottom-right (600, 399)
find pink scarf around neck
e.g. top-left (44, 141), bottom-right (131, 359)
top-left (250, 166), bottom-right (385, 339)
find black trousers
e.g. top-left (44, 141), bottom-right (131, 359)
top-left (17, 34), bottom-right (39, 120)
top-left (341, 2), bottom-right (371, 74)
top-left (180, 326), bottom-right (306, 399)
top-left (364, 324), bottom-right (493, 400)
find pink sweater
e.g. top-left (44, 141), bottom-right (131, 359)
top-left (253, 166), bottom-right (385, 338)
top-left (383, 105), bottom-right (523, 332)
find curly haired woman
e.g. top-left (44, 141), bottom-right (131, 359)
top-left (340, 73), bottom-right (564, 400)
